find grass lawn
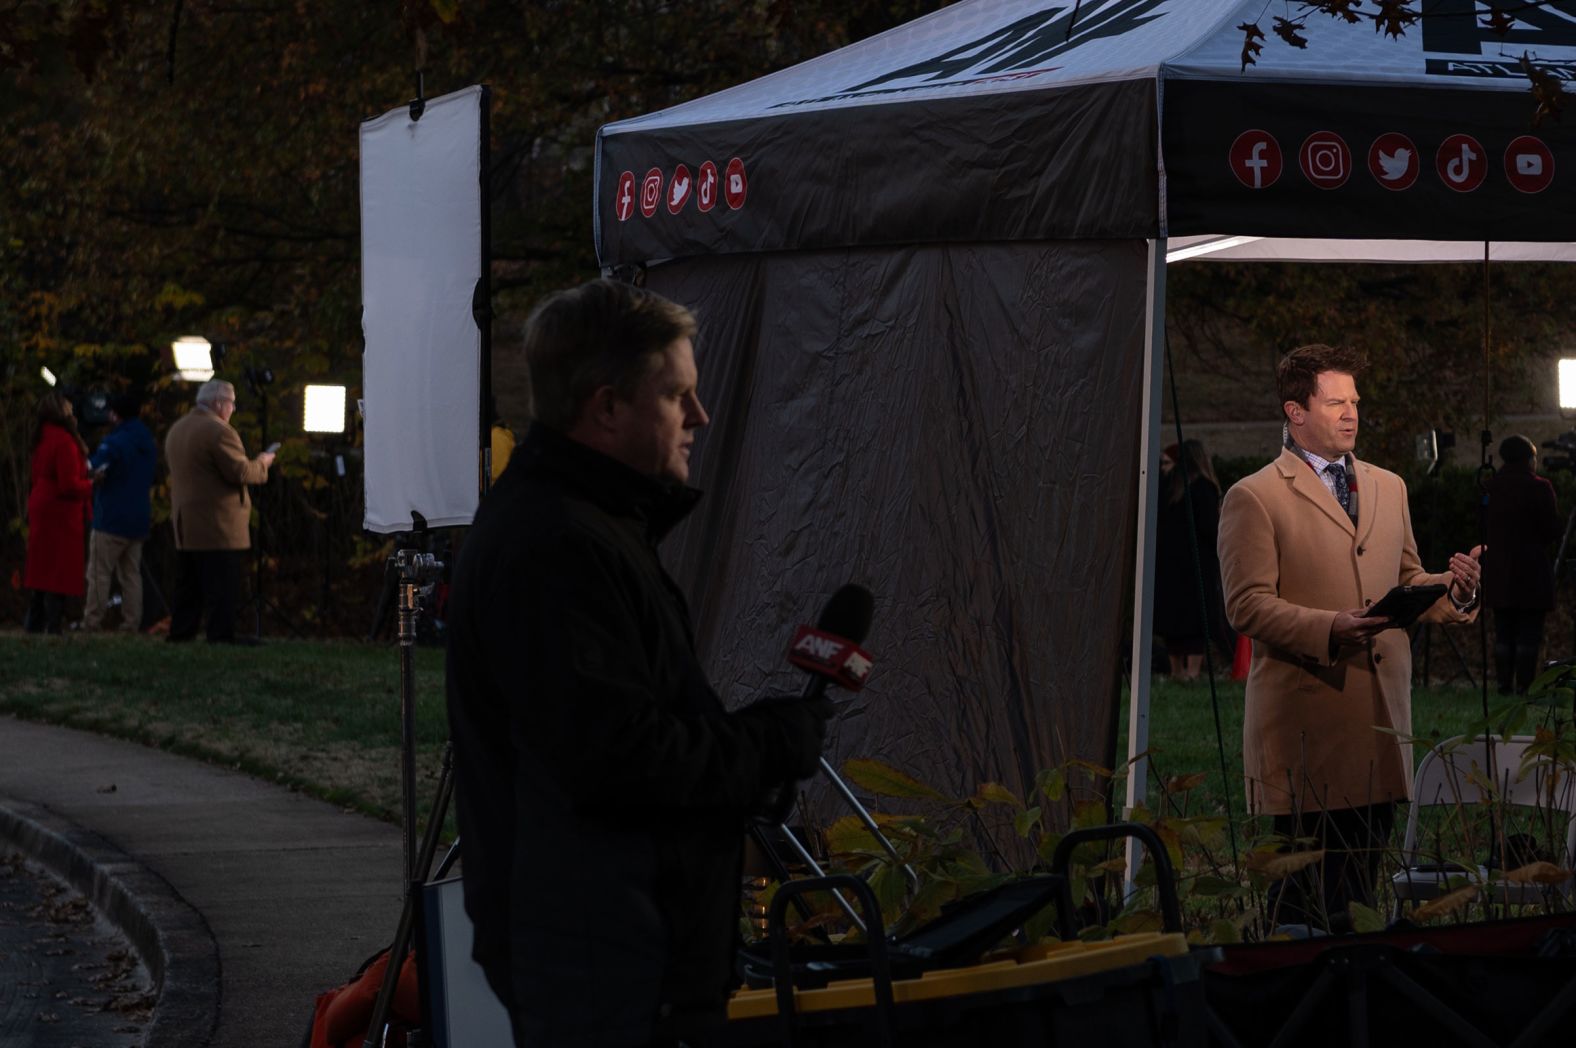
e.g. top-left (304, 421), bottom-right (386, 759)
top-left (0, 630), bottom-right (448, 823)
top-left (0, 629), bottom-right (1525, 839)
top-left (1123, 674), bottom-right (1510, 826)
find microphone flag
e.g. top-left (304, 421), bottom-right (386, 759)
top-left (787, 624), bottom-right (873, 691)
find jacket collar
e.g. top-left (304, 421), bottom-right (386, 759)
top-left (520, 422), bottom-right (701, 542)
top-left (1274, 445), bottom-right (1372, 540)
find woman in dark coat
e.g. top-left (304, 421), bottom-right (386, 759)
top-left (23, 391), bottom-right (93, 633)
top-left (1484, 435), bottom-right (1562, 694)
top-left (1154, 439), bottom-right (1228, 679)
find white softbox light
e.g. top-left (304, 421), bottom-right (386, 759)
top-left (360, 84), bottom-right (488, 533)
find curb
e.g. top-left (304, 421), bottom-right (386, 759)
top-left (0, 794), bottom-right (221, 1047)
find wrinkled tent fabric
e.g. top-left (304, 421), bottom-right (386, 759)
top-left (648, 244), bottom-right (1147, 825)
top-left (593, 0), bottom-right (1576, 837)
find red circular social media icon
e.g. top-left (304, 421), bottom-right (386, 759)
top-left (1505, 135), bottom-right (1554, 194)
top-left (1436, 134), bottom-right (1486, 193)
top-left (1367, 132), bottom-right (1419, 191)
top-left (667, 164), bottom-right (693, 214)
top-left (724, 157), bottom-right (748, 210)
top-left (696, 161), bottom-right (719, 213)
top-left (1298, 132), bottom-right (1351, 189)
top-left (614, 171), bottom-right (638, 222)
top-left (1228, 130), bottom-right (1282, 190)
top-left (640, 167), bottom-right (663, 218)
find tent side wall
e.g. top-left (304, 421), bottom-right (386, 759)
top-left (647, 241), bottom-right (1149, 836)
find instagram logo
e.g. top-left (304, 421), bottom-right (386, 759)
top-left (640, 168), bottom-right (663, 217)
top-left (1299, 132), bottom-right (1351, 189)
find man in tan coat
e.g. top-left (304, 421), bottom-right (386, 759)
top-left (165, 379), bottom-right (276, 643)
top-left (1218, 344), bottom-right (1481, 932)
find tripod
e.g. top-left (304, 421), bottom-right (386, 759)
top-left (237, 366), bottom-right (301, 640)
top-left (363, 549), bottom-right (448, 1048)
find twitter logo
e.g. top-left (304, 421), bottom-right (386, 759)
top-left (1378, 148), bottom-right (1411, 181)
top-left (1369, 134), bottom-right (1418, 190)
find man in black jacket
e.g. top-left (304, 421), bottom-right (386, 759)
top-left (447, 279), bottom-right (832, 1047)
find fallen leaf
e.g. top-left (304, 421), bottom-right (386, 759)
top-left (1165, 772), bottom-right (1208, 793)
top-left (1502, 861), bottom-right (1573, 885)
top-left (1412, 884), bottom-right (1479, 921)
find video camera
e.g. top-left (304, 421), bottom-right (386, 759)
top-left (53, 384), bottom-right (114, 429)
top-left (1541, 431), bottom-right (1576, 473)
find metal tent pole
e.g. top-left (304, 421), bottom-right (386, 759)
top-left (1124, 237), bottom-right (1166, 896)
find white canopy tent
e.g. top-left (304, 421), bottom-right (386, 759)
top-left (594, 0), bottom-right (1576, 850)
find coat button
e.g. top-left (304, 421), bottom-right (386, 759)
top-left (1374, 653), bottom-right (1384, 664)
top-left (1357, 546), bottom-right (1366, 555)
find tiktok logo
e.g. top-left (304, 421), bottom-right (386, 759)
top-left (696, 161), bottom-right (718, 212)
top-left (1436, 134), bottom-right (1486, 193)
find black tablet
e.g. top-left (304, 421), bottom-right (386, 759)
top-left (1366, 583), bottom-right (1448, 628)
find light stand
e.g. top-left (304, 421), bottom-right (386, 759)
top-left (1554, 360), bottom-right (1576, 653)
top-left (238, 364), bottom-right (302, 640)
top-left (303, 385), bottom-right (350, 624)
top-left (362, 547), bottom-right (450, 1048)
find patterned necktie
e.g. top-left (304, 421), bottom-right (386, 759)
top-left (1327, 462), bottom-right (1353, 519)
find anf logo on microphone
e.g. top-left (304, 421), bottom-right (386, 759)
top-left (788, 626), bottom-right (872, 690)
top-left (793, 630), bottom-right (845, 662)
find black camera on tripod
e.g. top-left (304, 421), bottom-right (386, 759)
top-left (1541, 431), bottom-right (1576, 474)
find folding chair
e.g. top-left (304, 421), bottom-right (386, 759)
top-left (1392, 734), bottom-right (1576, 917)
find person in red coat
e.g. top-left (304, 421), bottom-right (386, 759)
top-left (23, 391), bottom-right (94, 633)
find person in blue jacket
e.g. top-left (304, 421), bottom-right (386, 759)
top-left (84, 393), bottom-right (157, 631)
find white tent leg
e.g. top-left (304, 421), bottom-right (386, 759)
top-left (1124, 238), bottom-right (1166, 898)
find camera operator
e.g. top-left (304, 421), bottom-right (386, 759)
top-left (446, 279), bottom-right (832, 1047)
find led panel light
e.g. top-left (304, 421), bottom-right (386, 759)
top-left (1561, 359), bottom-right (1576, 413)
top-left (303, 384), bottom-right (348, 433)
top-left (173, 336), bottom-right (216, 382)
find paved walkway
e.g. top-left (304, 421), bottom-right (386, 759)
top-left (0, 715), bottom-right (405, 1048)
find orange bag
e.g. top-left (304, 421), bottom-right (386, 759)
top-left (307, 949), bottom-right (421, 1048)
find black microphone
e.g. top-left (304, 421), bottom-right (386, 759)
top-left (789, 583), bottom-right (875, 702)
top-left (757, 585), bottom-right (874, 823)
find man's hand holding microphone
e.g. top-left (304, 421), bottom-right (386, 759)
top-left (737, 584), bottom-right (874, 811)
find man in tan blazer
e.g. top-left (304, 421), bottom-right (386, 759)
top-left (165, 379), bottom-right (276, 643)
top-left (1218, 344), bottom-right (1481, 933)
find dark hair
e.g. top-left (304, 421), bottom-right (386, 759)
top-left (1164, 438), bottom-right (1221, 503)
top-left (522, 279), bottom-right (697, 432)
top-left (1500, 434), bottom-right (1537, 465)
top-left (33, 391), bottom-right (88, 454)
top-left (1275, 344), bottom-right (1368, 420)
top-left (110, 392), bottom-right (143, 420)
